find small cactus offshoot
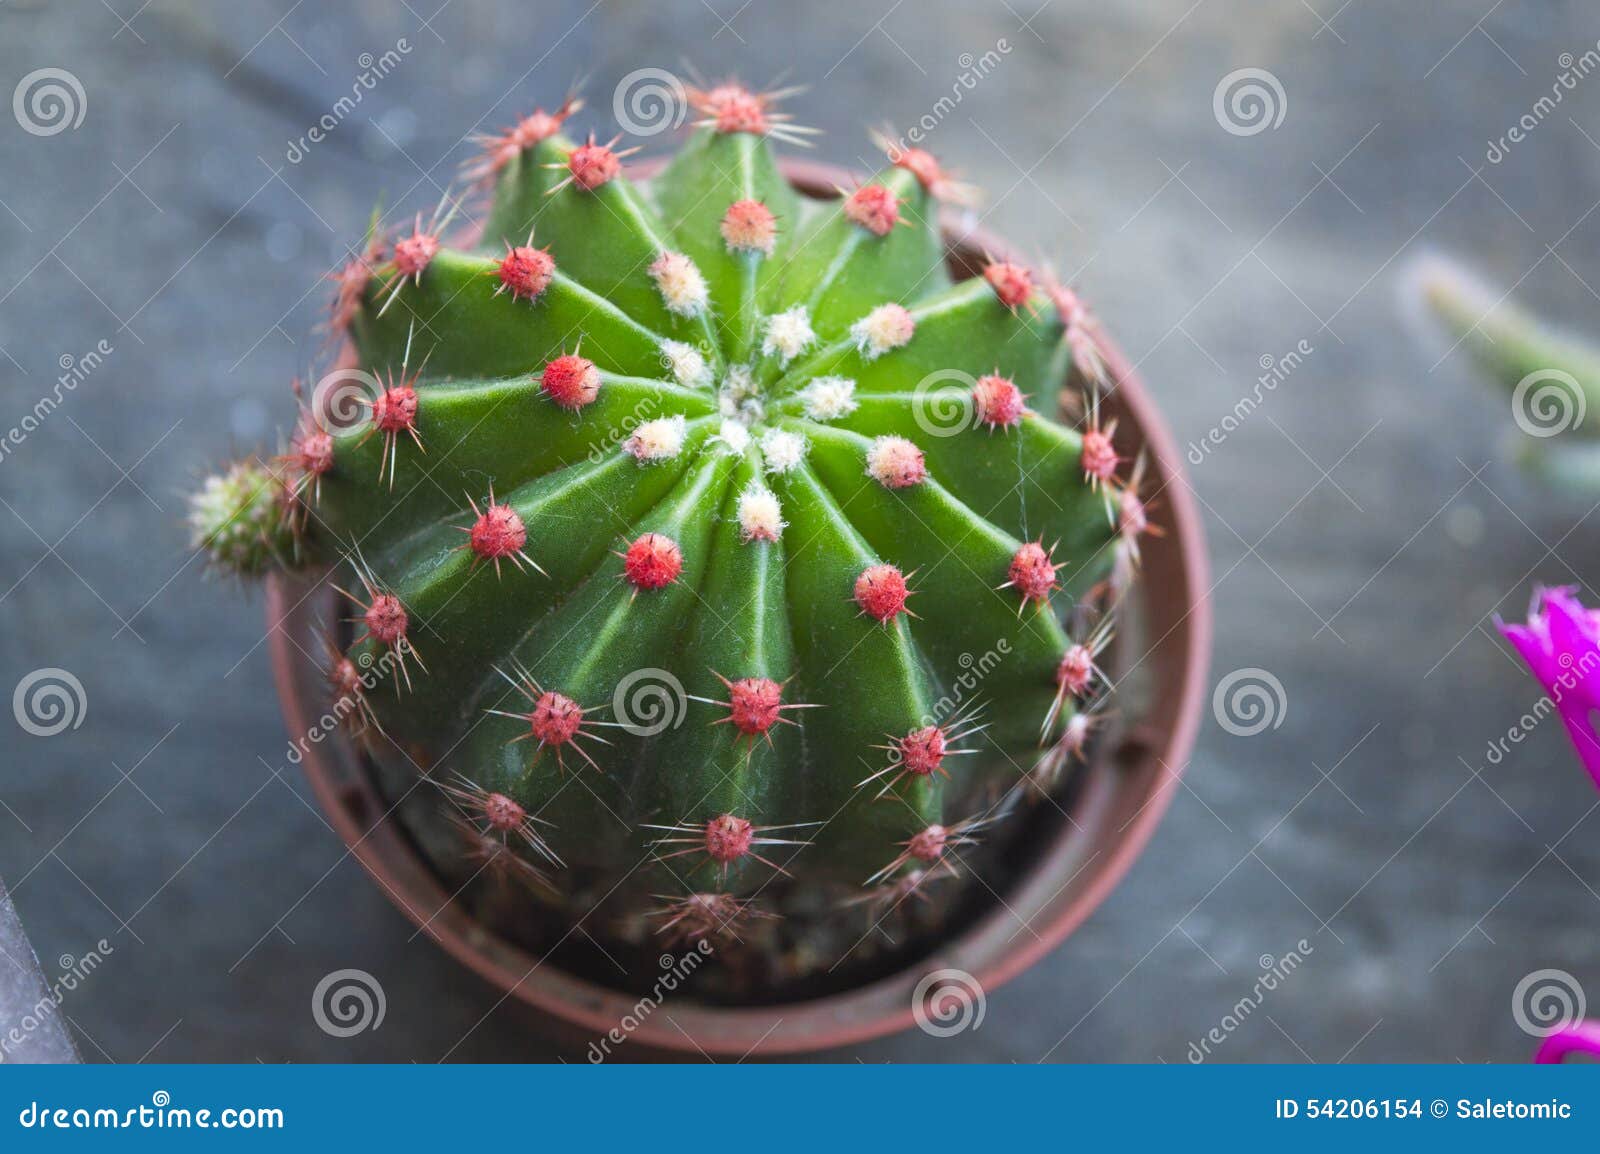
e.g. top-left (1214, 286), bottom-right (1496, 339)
top-left (188, 458), bottom-right (297, 576)
top-left (1412, 254), bottom-right (1600, 491)
top-left (192, 82), bottom-right (1148, 980)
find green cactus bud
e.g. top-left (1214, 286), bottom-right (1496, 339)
top-left (1414, 253), bottom-right (1600, 494)
top-left (188, 458), bottom-right (298, 577)
top-left (1416, 254), bottom-right (1600, 437)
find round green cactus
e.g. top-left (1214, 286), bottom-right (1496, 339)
top-left (194, 83), bottom-right (1148, 972)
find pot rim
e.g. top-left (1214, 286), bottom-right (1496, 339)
top-left (267, 156), bottom-right (1211, 1057)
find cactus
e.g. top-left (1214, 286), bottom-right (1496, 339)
top-left (192, 83), bottom-right (1148, 982)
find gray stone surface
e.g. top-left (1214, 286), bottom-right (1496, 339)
top-left (0, 880), bottom-right (81, 1063)
top-left (1, 0), bottom-right (1598, 1062)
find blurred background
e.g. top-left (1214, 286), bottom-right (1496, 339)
top-left (2, 0), bottom-right (1598, 1062)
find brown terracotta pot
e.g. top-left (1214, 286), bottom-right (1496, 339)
top-left (265, 158), bottom-right (1211, 1057)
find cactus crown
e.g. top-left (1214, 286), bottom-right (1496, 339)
top-left (197, 82), bottom-right (1145, 979)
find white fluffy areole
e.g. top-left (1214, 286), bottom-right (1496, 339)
top-left (737, 483), bottom-right (785, 542)
top-left (717, 363), bottom-right (766, 427)
top-left (626, 414), bottom-right (688, 462)
top-left (759, 428), bottom-right (808, 475)
top-left (711, 419), bottom-right (752, 455)
top-left (659, 339), bottom-right (710, 388)
top-left (799, 376), bottom-right (858, 421)
top-left (850, 302), bottom-right (915, 360)
top-left (762, 306), bottom-right (816, 367)
top-left (650, 251), bottom-right (708, 317)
